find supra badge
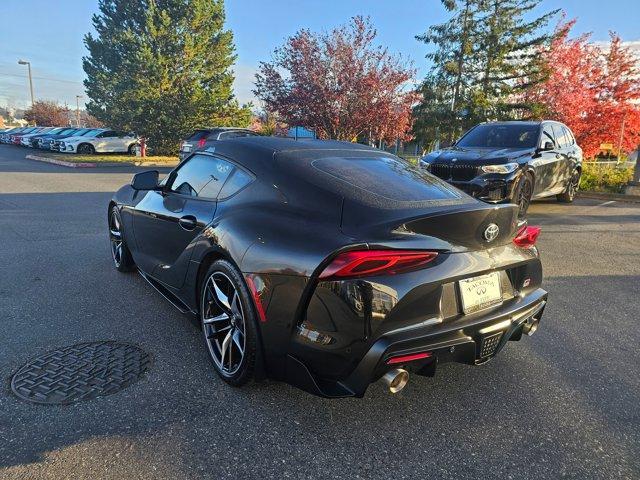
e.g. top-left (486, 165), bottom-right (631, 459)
top-left (483, 223), bottom-right (500, 242)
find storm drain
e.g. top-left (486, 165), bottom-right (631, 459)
top-left (10, 341), bottom-right (151, 405)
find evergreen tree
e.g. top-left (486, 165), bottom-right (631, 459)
top-left (474, 0), bottom-right (559, 119)
top-left (83, 0), bottom-right (251, 154)
top-left (414, 0), bottom-right (558, 144)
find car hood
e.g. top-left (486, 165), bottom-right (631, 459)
top-left (425, 146), bottom-right (533, 164)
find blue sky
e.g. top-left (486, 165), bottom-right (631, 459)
top-left (0, 0), bottom-right (638, 110)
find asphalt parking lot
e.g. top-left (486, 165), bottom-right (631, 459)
top-left (0, 144), bottom-right (639, 479)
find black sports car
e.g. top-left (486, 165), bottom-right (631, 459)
top-left (421, 121), bottom-right (583, 217)
top-left (109, 137), bottom-right (547, 397)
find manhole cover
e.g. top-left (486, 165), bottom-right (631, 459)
top-left (11, 341), bottom-right (151, 405)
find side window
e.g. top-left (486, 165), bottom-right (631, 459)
top-left (168, 154), bottom-right (234, 199)
top-left (562, 126), bottom-right (575, 145)
top-left (218, 168), bottom-right (254, 199)
top-left (541, 124), bottom-right (556, 148)
top-left (98, 130), bottom-right (116, 138)
top-left (551, 124), bottom-right (564, 147)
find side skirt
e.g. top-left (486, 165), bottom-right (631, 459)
top-left (138, 269), bottom-right (194, 315)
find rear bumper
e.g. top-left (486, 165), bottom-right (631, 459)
top-left (286, 288), bottom-right (547, 398)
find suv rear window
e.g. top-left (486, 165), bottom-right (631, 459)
top-left (187, 130), bottom-right (211, 141)
top-left (312, 156), bottom-right (462, 202)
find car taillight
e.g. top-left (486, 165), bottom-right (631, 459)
top-left (197, 137), bottom-right (207, 148)
top-left (513, 225), bottom-right (541, 248)
top-left (319, 250), bottom-right (438, 280)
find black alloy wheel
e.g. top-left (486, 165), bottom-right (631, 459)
top-left (109, 207), bottom-right (135, 272)
top-left (557, 169), bottom-right (581, 203)
top-left (515, 173), bottom-right (533, 218)
top-left (200, 260), bottom-right (258, 386)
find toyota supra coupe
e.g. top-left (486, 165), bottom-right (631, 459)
top-left (108, 137), bottom-right (547, 397)
top-left (421, 121), bottom-right (582, 218)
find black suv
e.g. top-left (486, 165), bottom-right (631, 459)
top-left (420, 121), bottom-right (583, 217)
top-left (179, 128), bottom-right (259, 160)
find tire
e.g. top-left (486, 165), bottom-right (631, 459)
top-left (108, 206), bottom-right (135, 272)
top-left (513, 173), bottom-right (533, 219)
top-left (128, 143), bottom-right (137, 155)
top-left (557, 169), bottom-right (581, 203)
top-left (200, 260), bottom-right (259, 386)
top-left (78, 143), bottom-right (95, 155)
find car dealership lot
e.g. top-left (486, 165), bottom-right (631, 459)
top-left (0, 144), bottom-right (638, 479)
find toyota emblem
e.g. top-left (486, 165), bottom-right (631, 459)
top-left (483, 223), bottom-right (500, 242)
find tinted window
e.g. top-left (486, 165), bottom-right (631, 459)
top-left (552, 124), bottom-right (569, 148)
top-left (541, 124), bottom-right (556, 147)
top-left (169, 154), bottom-right (234, 199)
top-left (562, 125), bottom-right (575, 145)
top-left (457, 124), bottom-right (539, 148)
top-left (187, 130), bottom-right (211, 141)
top-left (82, 129), bottom-right (103, 137)
top-left (218, 168), bottom-right (254, 199)
top-left (312, 156), bottom-right (461, 202)
top-left (98, 130), bottom-right (117, 138)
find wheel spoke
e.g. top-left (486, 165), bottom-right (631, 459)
top-left (230, 291), bottom-right (240, 316)
top-left (209, 277), bottom-right (231, 312)
top-left (203, 312), bottom-right (229, 325)
top-left (219, 330), bottom-right (232, 370)
top-left (233, 329), bottom-right (244, 354)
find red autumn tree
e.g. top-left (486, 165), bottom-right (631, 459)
top-left (23, 101), bottom-right (70, 127)
top-left (525, 21), bottom-right (640, 158)
top-left (253, 16), bottom-right (418, 143)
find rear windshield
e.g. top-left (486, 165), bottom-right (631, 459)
top-left (312, 156), bottom-right (462, 202)
top-left (187, 130), bottom-right (211, 141)
top-left (457, 124), bottom-right (539, 149)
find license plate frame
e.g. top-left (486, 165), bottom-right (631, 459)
top-left (458, 272), bottom-right (503, 315)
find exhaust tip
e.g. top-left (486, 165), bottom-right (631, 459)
top-left (522, 318), bottom-right (540, 336)
top-left (382, 368), bottom-right (409, 394)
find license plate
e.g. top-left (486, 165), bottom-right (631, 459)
top-left (458, 272), bottom-right (503, 314)
top-left (182, 145), bottom-right (192, 152)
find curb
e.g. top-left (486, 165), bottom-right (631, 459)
top-left (26, 155), bottom-right (97, 168)
top-left (25, 155), bottom-right (178, 169)
top-left (578, 191), bottom-right (640, 204)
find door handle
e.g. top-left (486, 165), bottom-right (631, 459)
top-left (178, 215), bottom-right (197, 231)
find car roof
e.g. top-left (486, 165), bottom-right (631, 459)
top-left (479, 121), bottom-right (542, 127)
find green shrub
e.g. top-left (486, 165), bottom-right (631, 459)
top-left (580, 163), bottom-right (634, 193)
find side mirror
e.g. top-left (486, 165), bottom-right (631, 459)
top-left (131, 170), bottom-right (159, 190)
top-left (541, 141), bottom-right (554, 151)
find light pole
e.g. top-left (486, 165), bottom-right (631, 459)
top-left (76, 95), bottom-right (82, 127)
top-left (17, 59), bottom-right (34, 107)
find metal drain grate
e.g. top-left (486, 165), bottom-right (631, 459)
top-left (10, 341), bottom-right (151, 405)
top-left (479, 332), bottom-right (503, 358)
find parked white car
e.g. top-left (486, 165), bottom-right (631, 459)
top-left (19, 127), bottom-right (55, 146)
top-left (59, 129), bottom-right (138, 154)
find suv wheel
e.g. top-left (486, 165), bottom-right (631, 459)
top-left (557, 169), bottom-right (581, 203)
top-left (514, 173), bottom-right (533, 218)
